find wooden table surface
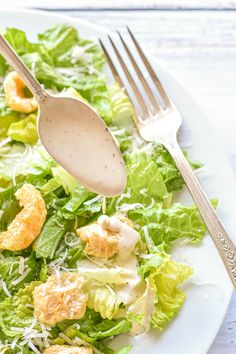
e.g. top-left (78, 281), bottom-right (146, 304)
top-left (4, 1), bottom-right (236, 353)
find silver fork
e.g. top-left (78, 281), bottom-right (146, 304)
top-left (99, 28), bottom-right (236, 288)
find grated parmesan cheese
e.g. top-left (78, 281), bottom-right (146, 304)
top-left (25, 304), bottom-right (34, 309)
top-left (143, 225), bottom-right (154, 252)
top-left (0, 280), bottom-right (12, 297)
top-left (116, 203), bottom-right (144, 212)
top-left (12, 268), bottom-right (31, 285)
top-left (84, 194), bottom-right (102, 205)
top-left (0, 137), bottom-right (12, 149)
top-left (18, 257), bottom-right (25, 275)
top-left (10, 336), bottom-right (19, 350)
top-left (58, 332), bottom-right (75, 345)
top-left (28, 341), bottom-right (41, 354)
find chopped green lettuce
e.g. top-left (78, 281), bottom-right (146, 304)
top-left (0, 253), bottom-right (40, 299)
top-left (0, 93), bottom-right (20, 139)
top-left (55, 309), bottom-right (131, 354)
top-left (87, 284), bottom-right (123, 319)
top-left (0, 142), bottom-right (54, 188)
top-left (33, 215), bottom-right (68, 259)
top-left (7, 114), bottom-right (38, 144)
top-left (0, 281), bottom-right (40, 337)
top-left (128, 202), bottom-right (215, 249)
top-left (119, 151), bottom-right (169, 209)
top-left (0, 183), bottom-right (22, 231)
top-left (62, 184), bottom-right (93, 213)
top-left (51, 166), bottom-right (78, 195)
top-left (140, 249), bottom-right (193, 330)
top-left (108, 84), bottom-right (134, 127)
top-left (153, 144), bottom-right (202, 192)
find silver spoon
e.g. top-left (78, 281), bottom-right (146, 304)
top-left (0, 34), bottom-right (126, 197)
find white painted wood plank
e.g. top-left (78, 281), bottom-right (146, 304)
top-left (64, 10), bottom-right (236, 354)
top-left (2, 0), bottom-right (236, 9)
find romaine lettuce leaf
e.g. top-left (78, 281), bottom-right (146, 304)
top-left (153, 144), bottom-right (202, 192)
top-left (7, 114), bottom-right (38, 144)
top-left (55, 309), bottom-right (131, 354)
top-left (33, 215), bottom-right (68, 259)
top-left (62, 184), bottom-right (93, 213)
top-left (87, 284), bottom-right (123, 319)
top-left (64, 244), bottom-right (85, 269)
top-left (140, 249), bottom-right (192, 331)
top-left (108, 84), bottom-right (133, 127)
top-left (120, 151), bottom-right (169, 208)
top-left (51, 166), bottom-right (78, 195)
top-left (3, 28), bottom-right (40, 56)
top-left (0, 281), bottom-right (40, 337)
top-left (0, 142), bottom-right (54, 188)
top-left (41, 166), bottom-right (78, 197)
top-left (0, 93), bottom-right (20, 139)
top-left (0, 252), bottom-right (40, 299)
top-left (110, 127), bottom-right (133, 154)
top-left (0, 183), bottom-right (22, 231)
top-left (37, 24), bottom-right (79, 62)
top-left (87, 318), bottom-right (131, 339)
top-left (128, 202), bottom-right (217, 249)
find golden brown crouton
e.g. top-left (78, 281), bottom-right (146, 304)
top-left (77, 222), bottom-right (119, 259)
top-left (0, 183), bottom-right (46, 251)
top-left (33, 273), bottom-right (88, 326)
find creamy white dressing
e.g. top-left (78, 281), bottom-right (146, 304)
top-left (97, 215), bottom-right (142, 305)
top-left (127, 280), bottom-right (156, 336)
top-left (114, 255), bottom-right (141, 305)
top-left (38, 95), bottom-right (126, 196)
top-left (78, 215), bottom-right (152, 328)
top-left (98, 215), bottom-right (140, 260)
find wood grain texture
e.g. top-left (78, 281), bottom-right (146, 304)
top-left (65, 10), bottom-right (236, 354)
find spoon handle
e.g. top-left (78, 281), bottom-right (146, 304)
top-left (0, 34), bottom-right (47, 101)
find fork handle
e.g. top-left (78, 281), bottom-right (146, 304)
top-left (165, 138), bottom-right (236, 288)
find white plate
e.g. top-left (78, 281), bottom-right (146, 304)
top-left (0, 8), bottom-right (235, 354)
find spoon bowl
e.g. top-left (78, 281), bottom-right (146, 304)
top-left (38, 93), bottom-right (126, 196)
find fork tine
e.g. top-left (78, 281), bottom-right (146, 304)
top-left (117, 30), bottom-right (160, 112)
top-left (99, 39), bottom-right (143, 128)
top-left (107, 34), bottom-right (150, 117)
top-left (127, 26), bottom-right (171, 108)
top-left (98, 39), bottom-right (123, 88)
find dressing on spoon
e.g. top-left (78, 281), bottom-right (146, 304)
top-left (0, 34), bottom-right (126, 197)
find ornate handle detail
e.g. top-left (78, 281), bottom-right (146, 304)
top-left (217, 232), bottom-right (236, 280)
top-left (165, 138), bottom-right (236, 288)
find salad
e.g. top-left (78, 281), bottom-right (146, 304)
top-left (0, 24), bottom-right (214, 354)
